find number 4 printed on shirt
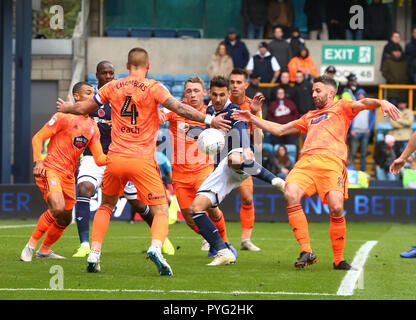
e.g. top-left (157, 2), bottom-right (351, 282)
top-left (121, 96), bottom-right (138, 125)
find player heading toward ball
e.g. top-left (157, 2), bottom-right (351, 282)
top-left (185, 76), bottom-right (285, 266)
top-left (233, 75), bottom-right (401, 270)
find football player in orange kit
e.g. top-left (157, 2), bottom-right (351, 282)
top-left (159, 76), bottom-right (236, 257)
top-left (229, 68), bottom-right (265, 251)
top-left (56, 47), bottom-right (231, 276)
top-left (232, 75), bottom-right (401, 270)
top-left (20, 82), bottom-right (106, 262)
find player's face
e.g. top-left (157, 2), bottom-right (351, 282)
top-left (184, 82), bottom-right (206, 108)
top-left (312, 82), bottom-right (334, 109)
top-left (96, 64), bottom-right (114, 87)
top-left (229, 74), bottom-right (248, 98)
top-left (210, 86), bottom-right (229, 112)
top-left (74, 85), bottom-right (95, 102)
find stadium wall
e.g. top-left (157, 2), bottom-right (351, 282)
top-left (2, 184), bottom-right (415, 223)
top-left (87, 38), bottom-right (401, 86)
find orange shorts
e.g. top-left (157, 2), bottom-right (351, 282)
top-left (172, 166), bottom-right (213, 209)
top-left (102, 155), bottom-right (167, 205)
top-left (35, 169), bottom-right (76, 211)
top-left (286, 154), bottom-right (348, 204)
top-left (239, 176), bottom-right (253, 188)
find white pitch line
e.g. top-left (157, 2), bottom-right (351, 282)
top-left (0, 224), bottom-right (36, 229)
top-left (0, 287), bottom-right (336, 296)
top-left (336, 240), bottom-right (378, 296)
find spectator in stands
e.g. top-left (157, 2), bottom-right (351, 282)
top-left (402, 157), bottom-right (416, 188)
top-left (267, 0), bottom-right (294, 39)
top-left (286, 27), bottom-right (305, 61)
top-left (272, 145), bottom-right (294, 179)
top-left (324, 66), bottom-right (341, 101)
top-left (345, 0), bottom-right (367, 40)
top-left (287, 46), bottom-right (318, 82)
top-left (365, 0), bottom-right (391, 40)
top-left (327, 1), bottom-right (347, 40)
top-left (381, 31), bottom-right (402, 71)
top-left (268, 26), bottom-right (292, 72)
top-left (207, 42), bottom-right (234, 80)
top-left (342, 73), bottom-right (361, 101)
top-left (224, 28), bottom-right (250, 69)
top-left (304, 0), bottom-right (328, 40)
top-left (405, 26), bottom-right (416, 84)
top-left (277, 70), bottom-right (297, 102)
top-left (293, 70), bottom-right (315, 116)
top-left (390, 98), bottom-right (414, 154)
top-left (242, 0), bottom-right (268, 39)
top-left (382, 44), bottom-right (409, 86)
top-left (245, 73), bottom-right (262, 99)
top-left (246, 42), bottom-right (281, 84)
top-left (374, 134), bottom-right (401, 181)
top-left (267, 87), bottom-right (299, 146)
top-left (346, 160), bottom-right (369, 188)
top-left (348, 89), bottom-right (374, 172)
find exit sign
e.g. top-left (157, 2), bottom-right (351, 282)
top-left (322, 45), bottom-right (373, 64)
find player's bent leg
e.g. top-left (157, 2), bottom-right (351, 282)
top-left (327, 191), bottom-right (353, 270)
top-left (238, 184), bottom-right (260, 252)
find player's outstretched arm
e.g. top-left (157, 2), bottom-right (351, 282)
top-left (57, 95), bottom-right (99, 116)
top-left (162, 97), bottom-right (231, 131)
top-left (89, 140), bottom-right (107, 167)
top-left (232, 109), bottom-right (299, 136)
top-left (390, 131), bottom-right (416, 175)
top-left (351, 98), bottom-right (401, 121)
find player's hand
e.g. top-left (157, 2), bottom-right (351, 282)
top-left (242, 148), bottom-right (254, 162)
top-left (231, 109), bottom-right (253, 122)
top-left (178, 122), bottom-right (190, 134)
top-left (381, 100), bottom-right (401, 121)
top-left (211, 113), bottom-right (231, 131)
top-left (33, 161), bottom-right (46, 177)
top-left (389, 157), bottom-right (406, 175)
top-left (158, 111), bottom-right (167, 124)
top-left (57, 95), bottom-right (73, 113)
top-left (250, 93), bottom-right (265, 115)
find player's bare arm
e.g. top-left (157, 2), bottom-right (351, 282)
top-left (250, 93), bottom-right (265, 115)
top-left (232, 109), bottom-right (300, 136)
top-left (89, 141), bottom-right (107, 167)
top-left (57, 95), bottom-right (98, 115)
top-left (162, 97), bottom-right (231, 130)
top-left (390, 131), bottom-right (416, 175)
top-left (32, 126), bottom-right (54, 177)
top-left (351, 98), bottom-right (401, 121)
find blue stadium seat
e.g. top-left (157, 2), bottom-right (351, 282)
top-left (115, 73), bottom-right (128, 79)
top-left (263, 143), bottom-right (273, 153)
top-left (130, 28), bottom-right (153, 37)
top-left (171, 84), bottom-right (184, 96)
top-left (154, 29), bottom-right (177, 38)
top-left (174, 74), bottom-right (193, 86)
top-left (177, 29), bottom-right (201, 38)
top-left (263, 132), bottom-right (272, 144)
top-left (377, 121), bottom-right (393, 133)
top-left (106, 28), bottom-right (129, 37)
top-left (152, 73), bottom-right (173, 87)
top-left (412, 121), bottom-right (416, 132)
top-left (197, 74), bottom-right (210, 88)
top-left (87, 73), bottom-right (97, 82)
top-left (376, 132), bottom-right (385, 142)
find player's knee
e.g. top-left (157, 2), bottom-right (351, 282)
top-left (56, 212), bottom-right (72, 227)
top-left (329, 204), bottom-right (344, 217)
top-left (77, 182), bottom-right (95, 198)
top-left (129, 199), bottom-right (146, 213)
top-left (284, 187), bottom-right (302, 205)
top-left (240, 196), bottom-right (253, 206)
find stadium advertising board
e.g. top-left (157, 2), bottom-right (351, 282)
top-left (1, 185), bottom-right (416, 223)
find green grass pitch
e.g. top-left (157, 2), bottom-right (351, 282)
top-left (0, 220), bottom-right (415, 300)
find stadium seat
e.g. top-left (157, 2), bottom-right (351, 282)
top-left (263, 143), bottom-right (273, 153)
top-left (174, 74), bottom-right (193, 86)
top-left (412, 122), bottom-right (416, 132)
top-left (106, 28), bottom-right (129, 37)
top-left (130, 28), bottom-right (153, 37)
top-left (376, 132), bottom-right (385, 142)
top-left (377, 121), bottom-right (393, 133)
top-left (171, 84), bottom-right (184, 96)
top-left (197, 74), bottom-right (210, 88)
top-left (87, 73), bottom-right (97, 82)
top-left (154, 29), bottom-right (177, 38)
top-left (177, 29), bottom-right (201, 38)
top-left (152, 74), bottom-right (173, 87)
top-left (263, 132), bottom-right (272, 144)
top-left (115, 73), bottom-right (128, 79)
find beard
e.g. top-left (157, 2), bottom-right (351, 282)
top-left (314, 95), bottom-right (328, 109)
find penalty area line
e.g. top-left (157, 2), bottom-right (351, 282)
top-left (0, 224), bottom-right (36, 229)
top-left (336, 240), bottom-right (378, 296)
top-left (0, 287), bottom-right (336, 296)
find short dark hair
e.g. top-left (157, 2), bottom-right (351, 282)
top-left (313, 75), bottom-right (338, 91)
top-left (96, 60), bottom-right (113, 73)
top-left (210, 76), bottom-right (229, 90)
top-left (230, 68), bottom-right (248, 80)
top-left (72, 81), bottom-right (93, 95)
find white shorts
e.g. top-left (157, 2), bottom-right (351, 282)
top-left (77, 155), bottom-right (138, 200)
top-left (196, 149), bottom-right (249, 207)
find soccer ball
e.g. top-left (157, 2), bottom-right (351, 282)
top-left (198, 128), bottom-right (225, 155)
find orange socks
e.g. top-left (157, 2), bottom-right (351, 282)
top-left (211, 209), bottom-right (228, 243)
top-left (240, 203), bottom-right (255, 240)
top-left (287, 204), bottom-right (312, 253)
top-left (28, 210), bottom-right (55, 248)
top-left (151, 213), bottom-right (169, 246)
top-left (330, 215), bottom-right (346, 265)
top-left (91, 205), bottom-right (113, 251)
top-left (39, 221), bottom-right (66, 253)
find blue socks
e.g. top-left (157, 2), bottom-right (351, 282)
top-left (191, 212), bottom-right (227, 251)
top-left (75, 196), bottom-right (91, 244)
top-left (240, 159), bottom-right (277, 184)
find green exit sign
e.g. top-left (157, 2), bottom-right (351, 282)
top-left (322, 45), bottom-right (373, 64)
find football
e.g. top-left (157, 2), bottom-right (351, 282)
top-left (197, 128), bottom-right (225, 155)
